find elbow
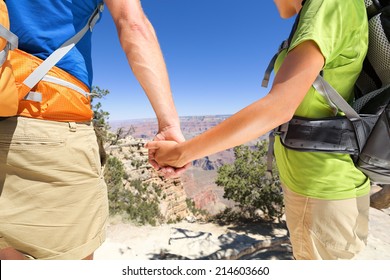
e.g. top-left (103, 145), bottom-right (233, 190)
top-left (266, 93), bottom-right (296, 126)
top-left (115, 13), bottom-right (151, 40)
top-left (128, 17), bottom-right (148, 33)
top-left (278, 106), bottom-right (295, 124)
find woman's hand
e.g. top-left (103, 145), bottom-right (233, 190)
top-left (147, 124), bottom-right (191, 177)
top-left (146, 139), bottom-right (190, 177)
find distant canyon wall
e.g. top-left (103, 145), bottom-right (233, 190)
top-left (107, 116), bottom-right (270, 220)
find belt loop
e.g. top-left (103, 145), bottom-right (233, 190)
top-left (68, 122), bottom-right (77, 132)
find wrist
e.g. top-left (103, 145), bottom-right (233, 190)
top-left (175, 142), bottom-right (190, 167)
top-left (157, 111), bottom-right (180, 131)
top-left (158, 120), bottom-right (181, 136)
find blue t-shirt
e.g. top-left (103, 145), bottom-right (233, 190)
top-left (7, 0), bottom-right (103, 89)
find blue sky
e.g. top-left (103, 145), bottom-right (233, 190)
top-left (91, 0), bottom-right (295, 121)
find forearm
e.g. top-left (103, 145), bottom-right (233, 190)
top-left (106, 0), bottom-right (179, 129)
top-left (122, 20), bottom-right (179, 128)
top-left (176, 93), bottom-right (292, 165)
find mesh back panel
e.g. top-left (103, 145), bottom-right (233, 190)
top-left (356, 1), bottom-right (390, 95)
top-left (368, 13), bottom-right (390, 85)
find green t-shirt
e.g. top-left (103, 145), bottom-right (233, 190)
top-left (273, 0), bottom-right (370, 199)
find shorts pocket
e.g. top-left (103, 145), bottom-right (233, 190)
top-left (68, 128), bottom-right (101, 177)
top-left (0, 133), bottom-right (64, 151)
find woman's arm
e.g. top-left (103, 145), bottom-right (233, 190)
top-left (147, 40), bottom-right (324, 168)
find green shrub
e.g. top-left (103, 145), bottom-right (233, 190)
top-left (215, 140), bottom-right (284, 221)
top-left (104, 156), bottom-right (162, 225)
top-left (186, 198), bottom-right (208, 217)
top-left (104, 156), bottom-right (127, 215)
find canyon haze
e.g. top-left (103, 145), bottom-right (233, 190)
top-left (109, 115), bottom-right (267, 215)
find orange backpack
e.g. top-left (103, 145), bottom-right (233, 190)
top-left (0, 0), bottom-right (18, 116)
top-left (0, 1), bottom-right (104, 121)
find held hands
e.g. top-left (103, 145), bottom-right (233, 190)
top-left (146, 125), bottom-right (190, 178)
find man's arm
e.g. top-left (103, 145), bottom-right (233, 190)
top-left (104, 0), bottom-right (189, 175)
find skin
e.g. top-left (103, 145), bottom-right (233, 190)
top-left (105, 0), bottom-right (190, 177)
top-left (146, 0), bottom-right (325, 172)
top-left (0, 0), bottom-right (187, 260)
top-left (274, 0), bottom-right (304, 19)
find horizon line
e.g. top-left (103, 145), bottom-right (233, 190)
top-left (108, 114), bottom-right (233, 123)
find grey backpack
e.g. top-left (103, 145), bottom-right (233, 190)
top-left (264, 0), bottom-right (390, 184)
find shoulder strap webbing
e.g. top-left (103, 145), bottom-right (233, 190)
top-left (312, 75), bottom-right (361, 120)
top-left (22, 3), bottom-right (104, 102)
top-left (264, 2), bottom-right (306, 174)
top-left (367, 0), bottom-right (390, 19)
top-left (0, 24), bottom-right (18, 65)
top-left (261, 13), bottom-right (301, 88)
top-left (261, 1), bottom-right (309, 88)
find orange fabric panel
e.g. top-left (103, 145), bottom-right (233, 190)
top-left (10, 49), bottom-right (93, 122)
top-left (0, 58), bottom-right (19, 116)
top-left (0, 0), bottom-right (9, 50)
top-left (0, 0), bottom-right (18, 117)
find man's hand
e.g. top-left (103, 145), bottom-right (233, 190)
top-left (148, 125), bottom-right (191, 178)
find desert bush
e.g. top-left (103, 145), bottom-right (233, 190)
top-left (104, 156), bottom-right (162, 225)
top-left (215, 140), bottom-right (284, 221)
top-left (185, 198), bottom-right (209, 217)
top-left (104, 156), bottom-right (127, 215)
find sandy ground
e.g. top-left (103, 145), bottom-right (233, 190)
top-left (94, 207), bottom-right (390, 260)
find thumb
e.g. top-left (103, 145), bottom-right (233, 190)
top-left (145, 141), bottom-right (160, 150)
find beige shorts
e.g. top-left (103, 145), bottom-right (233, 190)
top-left (282, 185), bottom-right (369, 260)
top-left (0, 117), bottom-right (108, 260)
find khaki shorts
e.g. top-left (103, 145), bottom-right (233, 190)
top-left (282, 185), bottom-right (369, 260)
top-left (0, 117), bottom-right (108, 260)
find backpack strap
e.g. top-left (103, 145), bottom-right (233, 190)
top-left (0, 17), bottom-right (18, 66)
top-left (22, 2), bottom-right (104, 102)
top-left (263, 2), bottom-right (306, 174)
top-left (367, 0), bottom-right (390, 19)
top-left (262, 40), bottom-right (289, 88)
top-left (261, 10), bottom-right (303, 88)
top-left (312, 75), bottom-right (361, 120)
